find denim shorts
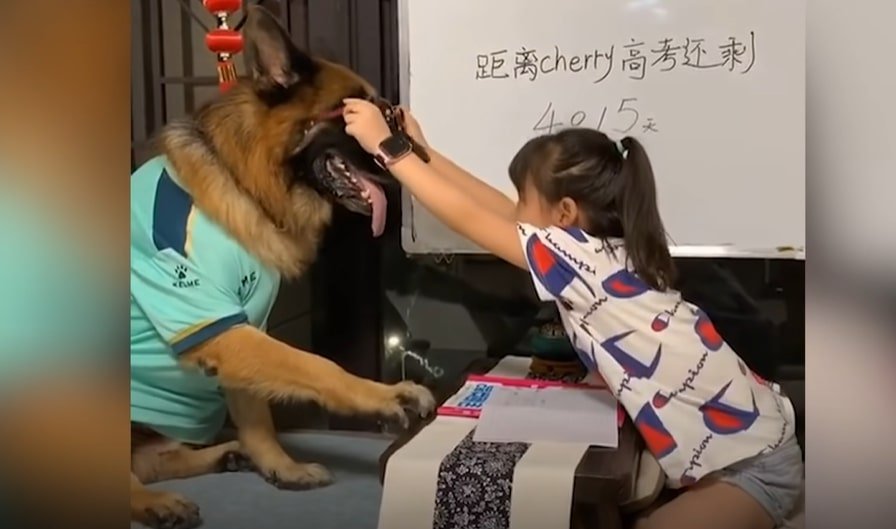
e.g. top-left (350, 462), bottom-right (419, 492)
top-left (717, 435), bottom-right (804, 526)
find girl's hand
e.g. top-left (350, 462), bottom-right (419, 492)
top-left (398, 107), bottom-right (429, 150)
top-left (343, 98), bottom-right (391, 154)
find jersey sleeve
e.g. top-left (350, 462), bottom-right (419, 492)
top-left (516, 223), bottom-right (613, 305)
top-left (131, 248), bottom-right (247, 355)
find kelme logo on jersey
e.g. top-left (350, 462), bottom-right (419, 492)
top-left (172, 264), bottom-right (200, 288)
top-left (237, 270), bottom-right (258, 298)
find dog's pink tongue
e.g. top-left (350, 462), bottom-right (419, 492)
top-left (357, 174), bottom-right (387, 237)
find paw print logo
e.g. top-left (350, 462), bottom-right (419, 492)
top-left (172, 264), bottom-right (199, 288)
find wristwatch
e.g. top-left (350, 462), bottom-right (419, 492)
top-left (374, 133), bottom-right (414, 169)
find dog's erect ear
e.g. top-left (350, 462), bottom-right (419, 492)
top-left (243, 5), bottom-right (316, 93)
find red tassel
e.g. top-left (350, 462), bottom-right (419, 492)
top-left (217, 61), bottom-right (238, 92)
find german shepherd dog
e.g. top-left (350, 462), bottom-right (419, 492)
top-left (130, 6), bottom-right (434, 528)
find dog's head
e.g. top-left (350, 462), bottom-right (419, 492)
top-left (240, 6), bottom-right (400, 236)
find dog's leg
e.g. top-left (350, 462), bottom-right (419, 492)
top-left (182, 326), bottom-right (436, 427)
top-left (131, 472), bottom-right (202, 529)
top-left (159, 441), bottom-right (249, 479)
top-left (133, 439), bottom-right (246, 484)
top-left (225, 388), bottom-right (333, 490)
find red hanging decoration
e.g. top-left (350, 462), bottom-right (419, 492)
top-left (203, 0), bottom-right (244, 92)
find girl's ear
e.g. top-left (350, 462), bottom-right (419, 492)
top-left (554, 197), bottom-right (579, 227)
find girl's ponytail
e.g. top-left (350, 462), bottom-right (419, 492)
top-left (618, 136), bottom-right (676, 290)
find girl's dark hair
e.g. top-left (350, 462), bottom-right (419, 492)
top-left (509, 128), bottom-right (675, 290)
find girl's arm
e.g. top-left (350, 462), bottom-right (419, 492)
top-left (390, 152), bottom-right (526, 269)
top-left (426, 148), bottom-right (517, 220)
top-left (397, 108), bottom-right (517, 220)
top-left (343, 97), bottom-right (526, 268)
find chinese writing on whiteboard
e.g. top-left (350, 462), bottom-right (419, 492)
top-left (476, 32), bottom-right (757, 82)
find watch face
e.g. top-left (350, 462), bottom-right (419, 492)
top-left (380, 134), bottom-right (412, 158)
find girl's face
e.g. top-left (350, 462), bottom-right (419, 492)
top-left (514, 179), bottom-right (583, 229)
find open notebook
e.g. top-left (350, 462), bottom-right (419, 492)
top-left (437, 374), bottom-right (623, 447)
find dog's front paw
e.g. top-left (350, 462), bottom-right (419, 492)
top-left (380, 381), bottom-right (436, 429)
top-left (395, 380), bottom-right (436, 417)
top-left (260, 461), bottom-right (333, 490)
top-left (133, 490), bottom-right (202, 529)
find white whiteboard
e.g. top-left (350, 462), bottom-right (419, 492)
top-left (399, 0), bottom-right (805, 257)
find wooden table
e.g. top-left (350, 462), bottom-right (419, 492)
top-left (379, 358), bottom-right (641, 529)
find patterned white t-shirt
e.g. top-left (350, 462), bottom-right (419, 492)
top-left (517, 223), bottom-right (797, 488)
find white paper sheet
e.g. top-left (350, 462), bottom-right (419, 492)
top-left (473, 385), bottom-right (619, 447)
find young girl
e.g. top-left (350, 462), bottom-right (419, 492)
top-left (343, 99), bottom-right (803, 529)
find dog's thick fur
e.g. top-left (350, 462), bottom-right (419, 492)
top-left (130, 7), bottom-right (434, 528)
